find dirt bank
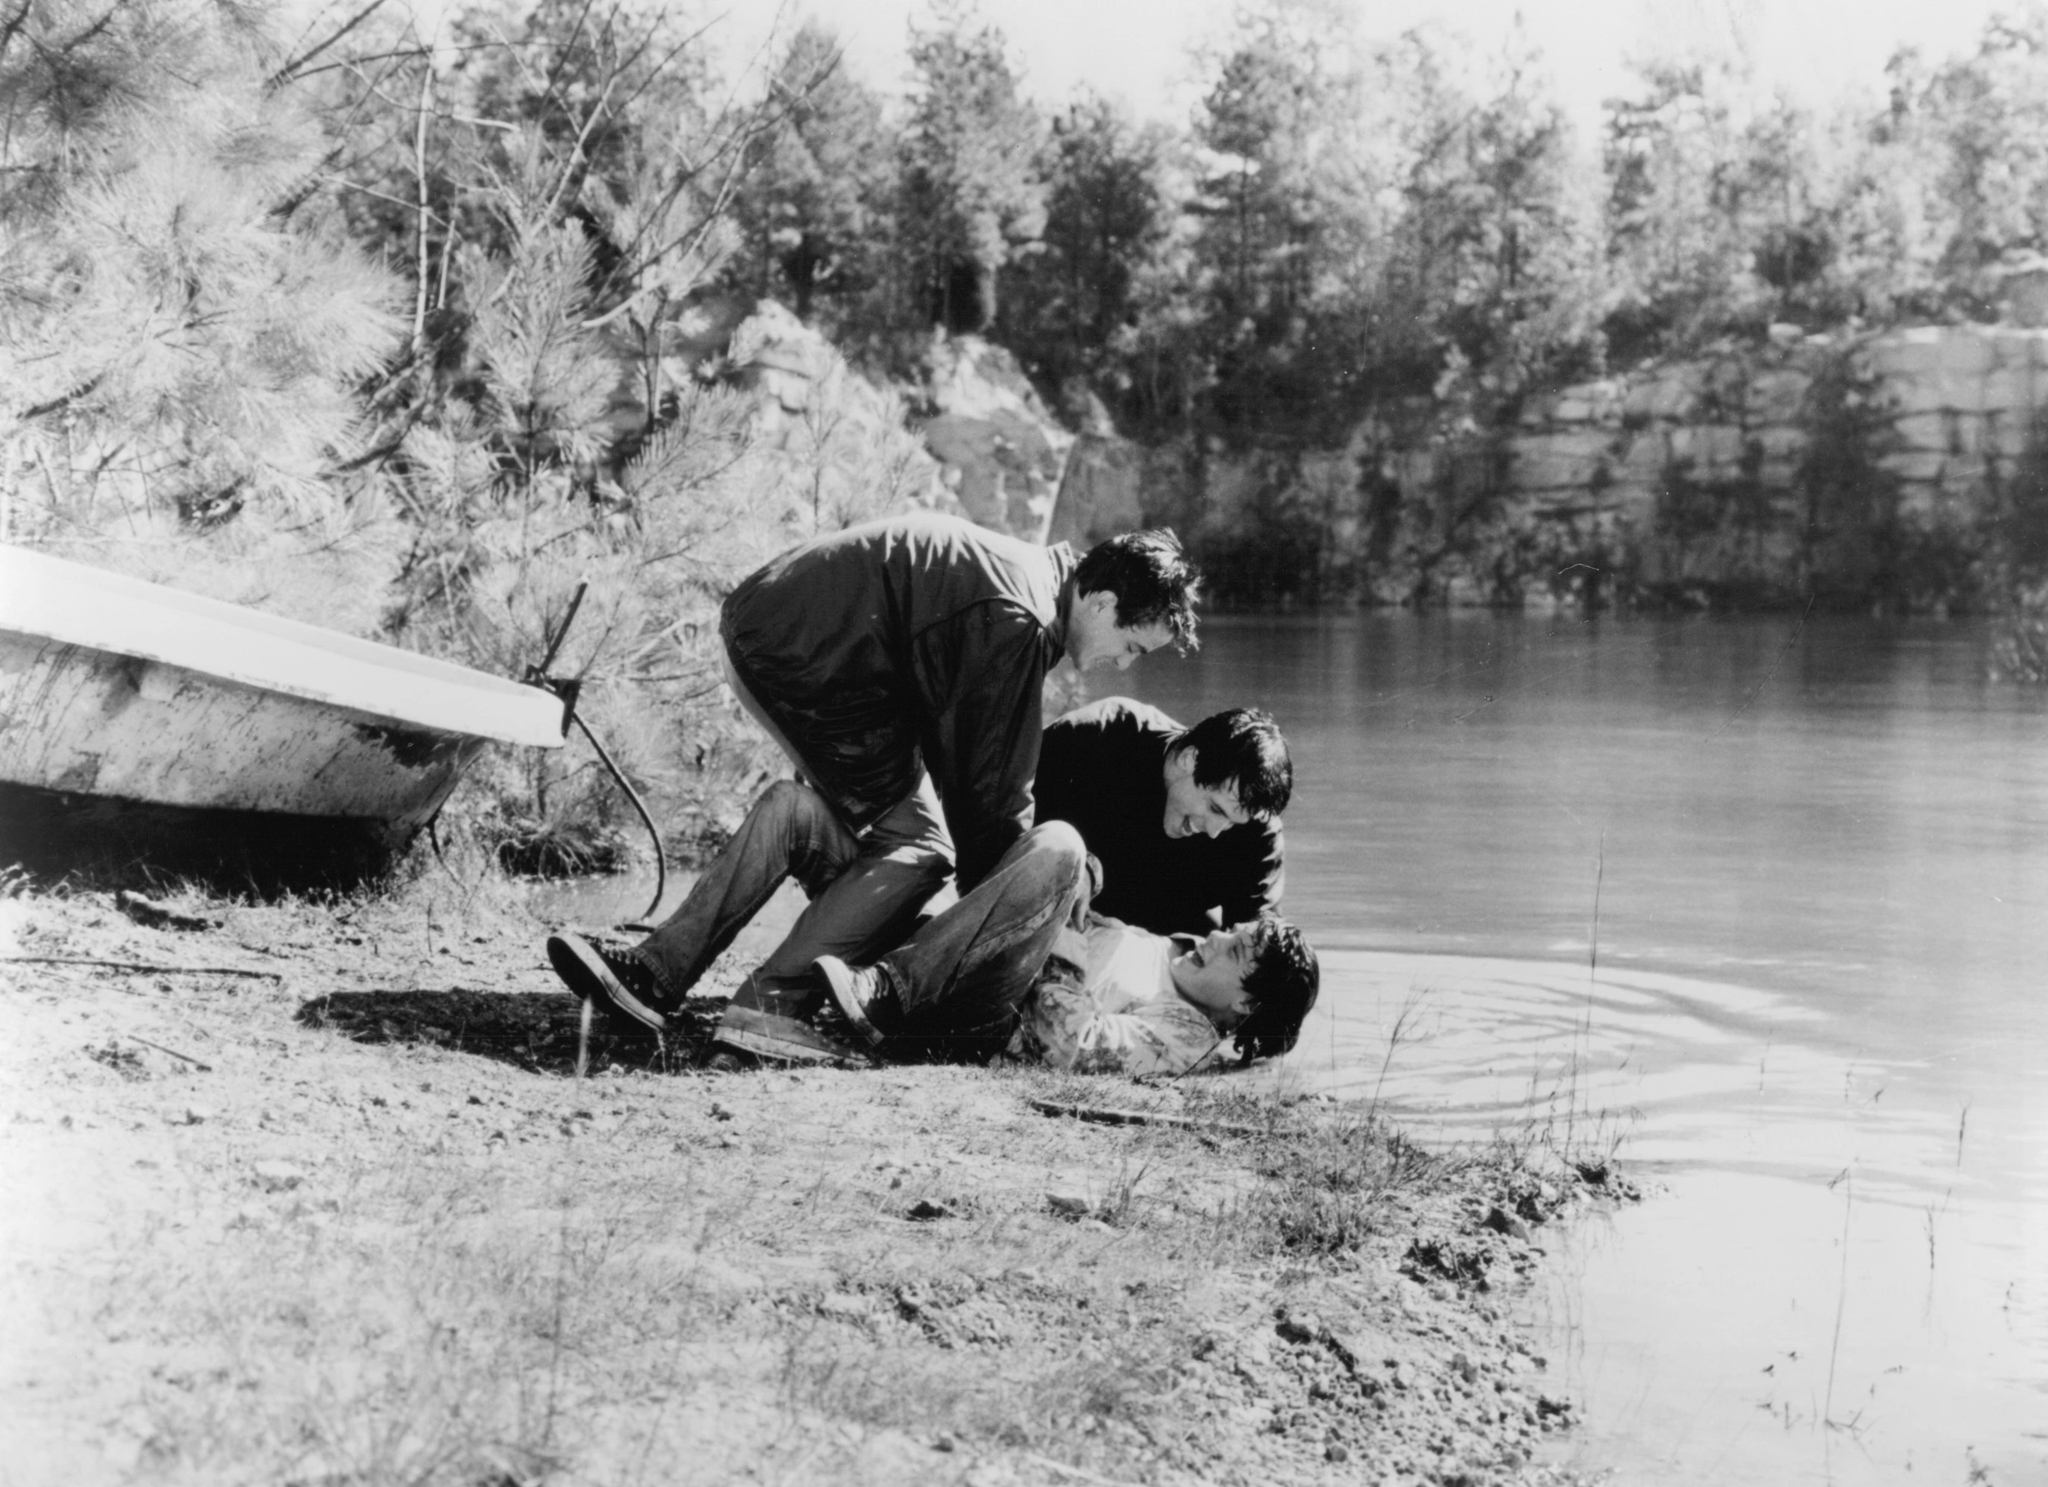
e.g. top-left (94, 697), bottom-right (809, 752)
top-left (0, 874), bottom-right (1629, 1487)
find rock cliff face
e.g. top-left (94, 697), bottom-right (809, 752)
top-left (915, 334), bottom-right (1074, 541)
top-left (1492, 325), bottom-right (2046, 608)
top-left (820, 328), bottom-right (1152, 552)
top-left (689, 312), bottom-right (1111, 548)
top-left (661, 299), bottom-right (959, 532)
top-left (1120, 324), bottom-right (2048, 610)
top-left (1043, 432), bottom-right (1146, 550)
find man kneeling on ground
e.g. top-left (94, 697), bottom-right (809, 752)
top-left (816, 820), bottom-right (1320, 1077)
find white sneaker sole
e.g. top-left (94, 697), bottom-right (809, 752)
top-left (715, 1005), bottom-right (869, 1066)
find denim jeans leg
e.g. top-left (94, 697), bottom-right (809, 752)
top-left (630, 780), bottom-right (857, 999)
top-left (714, 639), bottom-right (954, 1028)
top-left (877, 821), bottom-right (1090, 1060)
top-left (726, 773), bottom-right (955, 1021)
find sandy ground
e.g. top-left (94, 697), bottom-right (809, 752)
top-left (0, 873), bottom-right (1629, 1487)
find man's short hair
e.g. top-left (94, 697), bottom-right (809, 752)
top-left (1232, 916), bottom-right (1319, 1065)
top-left (1177, 708), bottom-right (1291, 820)
top-left (1073, 529), bottom-right (1200, 652)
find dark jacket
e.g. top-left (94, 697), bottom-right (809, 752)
top-left (720, 513), bottom-right (1076, 891)
top-left (1034, 697), bottom-right (1284, 935)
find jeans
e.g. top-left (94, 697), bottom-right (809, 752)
top-left (630, 646), bottom-right (954, 1023)
top-left (876, 820), bottom-right (1093, 1062)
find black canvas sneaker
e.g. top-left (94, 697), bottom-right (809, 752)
top-left (546, 932), bottom-right (677, 1033)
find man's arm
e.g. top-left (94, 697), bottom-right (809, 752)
top-left (1032, 712), bottom-right (1090, 831)
top-left (913, 603), bottom-right (1049, 892)
top-left (1035, 701), bottom-right (1154, 838)
top-left (1215, 822), bottom-right (1286, 927)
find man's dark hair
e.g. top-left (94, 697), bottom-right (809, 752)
top-left (1073, 529), bottom-right (1200, 652)
top-left (1231, 916), bottom-right (1319, 1065)
top-left (1177, 708), bottom-right (1291, 820)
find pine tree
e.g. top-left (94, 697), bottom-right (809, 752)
top-left (1185, 0), bottom-right (1398, 440)
top-left (898, 3), bottom-right (1045, 334)
top-left (359, 9), bottom-right (938, 861)
top-left (732, 22), bottom-right (893, 326)
top-left (1003, 93), bottom-right (1172, 406)
top-left (0, 0), bottom-right (403, 572)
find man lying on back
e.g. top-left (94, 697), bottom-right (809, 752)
top-left (1034, 698), bottom-right (1289, 935)
top-left (813, 819), bottom-right (1320, 1077)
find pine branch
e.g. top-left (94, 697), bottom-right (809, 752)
top-left (0, 0), bottom-right (33, 64)
top-left (290, 38), bottom-right (501, 82)
top-left (268, 0), bottom-right (388, 89)
top-left (269, 142), bottom-right (350, 223)
top-left (536, 0), bottom-right (605, 114)
top-left (412, 56), bottom-right (434, 352)
top-left (319, 171), bottom-right (436, 217)
top-left (51, 4), bottom-right (120, 60)
top-left (22, 373), bottom-right (105, 422)
top-left (602, 13), bottom-right (718, 123)
top-left (596, 125), bottom-right (757, 307)
top-left (590, 40), bottom-right (806, 306)
top-left (542, 69), bottom-right (619, 222)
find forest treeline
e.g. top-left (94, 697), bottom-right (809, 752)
top-left (8, 0), bottom-right (2048, 859)
top-left (730, 0), bottom-right (2048, 445)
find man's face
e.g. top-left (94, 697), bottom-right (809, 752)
top-left (1066, 590), bottom-right (1172, 672)
top-left (1169, 923), bottom-right (1259, 1026)
top-left (1161, 746), bottom-right (1252, 840)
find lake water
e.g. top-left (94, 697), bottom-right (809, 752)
top-left (1112, 613), bottom-right (2047, 1486)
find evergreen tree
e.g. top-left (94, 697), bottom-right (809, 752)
top-left (1, 0), bottom-right (403, 550)
top-left (1599, 62), bottom-right (1759, 356)
top-left (357, 14), bottom-right (932, 858)
top-left (1004, 93), bottom-right (1172, 406)
top-left (1388, 31), bottom-right (1596, 420)
top-left (1184, 0), bottom-right (1400, 440)
top-left (898, 2), bottom-right (1046, 334)
top-left (1598, 63), bottom-right (1863, 351)
top-left (1862, 16), bottom-right (2048, 315)
top-left (732, 22), bottom-right (893, 326)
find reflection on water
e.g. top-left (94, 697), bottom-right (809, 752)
top-left (1115, 614), bottom-right (2046, 1485)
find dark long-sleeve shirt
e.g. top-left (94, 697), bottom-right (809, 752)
top-left (720, 513), bottom-right (1075, 892)
top-left (1033, 697), bottom-right (1284, 935)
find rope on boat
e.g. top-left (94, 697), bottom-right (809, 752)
top-left (566, 708), bottom-right (666, 924)
top-left (525, 580), bottom-right (669, 926)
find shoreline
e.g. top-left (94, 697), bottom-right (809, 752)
top-left (1, 875), bottom-right (1627, 1486)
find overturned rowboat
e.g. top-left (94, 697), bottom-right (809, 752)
top-left (0, 545), bottom-right (564, 886)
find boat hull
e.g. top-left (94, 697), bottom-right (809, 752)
top-left (0, 545), bottom-right (564, 886)
top-left (0, 631), bottom-right (488, 825)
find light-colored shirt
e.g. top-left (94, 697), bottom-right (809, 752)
top-left (1007, 917), bottom-right (1224, 1077)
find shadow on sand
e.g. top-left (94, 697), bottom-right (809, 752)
top-left (296, 988), bottom-right (728, 1076)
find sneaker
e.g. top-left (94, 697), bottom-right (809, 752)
top-left (546, 932), bottom-right (676, 1033)
top-left (814, 956), bottom-right (904, 1054)
top-left (713, 1004), bottom-right (870, 1066)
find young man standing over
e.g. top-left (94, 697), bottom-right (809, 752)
top-left (546, 512), bottom-right (1201, 1062)
top-left (1035, 698), bottom-right (1290, 935)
